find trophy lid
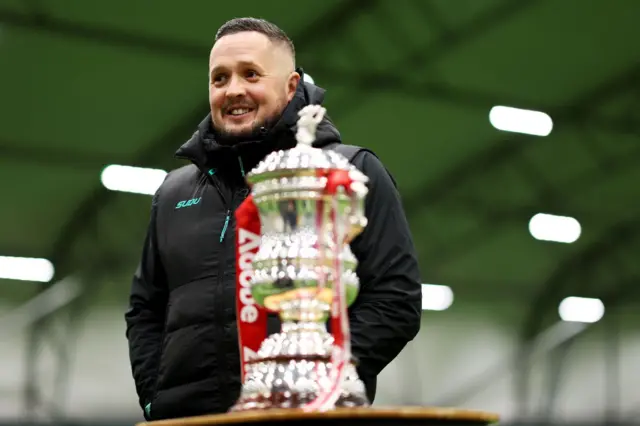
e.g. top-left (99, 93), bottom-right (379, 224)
top-left (246, 105), bottom-right (368, 186)
top-left (246, 143), bottom-right (356, 182)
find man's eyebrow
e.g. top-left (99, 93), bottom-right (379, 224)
top-left (210, 65), bottom-right (226, 76)
top-left (210, 61), bottom-right (262, 76)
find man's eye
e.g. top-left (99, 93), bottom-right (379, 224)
top-left (246, 70), bottom-right (259, 79)
top-left (213, 74), bottom-right (226, 84)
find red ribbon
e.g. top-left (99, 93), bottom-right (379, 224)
top-left (235, 195), bottom-right (268, 382)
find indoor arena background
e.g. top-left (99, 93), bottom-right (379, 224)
top-left (1, 0), bottom-right (639, 425)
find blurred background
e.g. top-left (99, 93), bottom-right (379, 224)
top-left (1, 0), bottom-right (640, 425)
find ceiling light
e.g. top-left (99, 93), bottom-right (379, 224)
top-left (529, 213), bottom-right (581, 243)
top-left (0, 256), bottom-right (55, 282)
top-left (101, 165), bottom-right (167, 195)
top-left (558, 296), bottom-right (604, 323)
top-left (421, 284), bottom-right (454, 311)
top-left (489, 105), bottom-right (553, 136)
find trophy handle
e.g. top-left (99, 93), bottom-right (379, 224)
top-left (235, 195), bottom-right (268, 382)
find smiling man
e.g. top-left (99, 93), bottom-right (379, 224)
top-left (125, 17), bottom-right (422, 421)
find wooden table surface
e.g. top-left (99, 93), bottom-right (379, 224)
top-left (138, 406), bottom-right (500, 426)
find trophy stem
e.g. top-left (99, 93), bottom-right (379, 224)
top-left (281, 319), bottom-right (325, 334)
top-left (278, 295), bottom-right (330, 323)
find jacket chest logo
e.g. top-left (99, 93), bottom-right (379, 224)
top-left (175, 197), bottom-right (201, 209)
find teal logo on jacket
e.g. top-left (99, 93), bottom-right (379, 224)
top-left (175, 197), bottom-right (201, 209)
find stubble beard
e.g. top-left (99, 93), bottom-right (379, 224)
top-left (215, 117), bottom-right (264, 141)
top-left (213, 97), bottom-right (288, 144)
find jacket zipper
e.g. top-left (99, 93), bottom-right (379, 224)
top-left (205, 156), bottom-right (247, 400)
top-left (219, 211), bottom-right (230, 243)
top-left (218, 157), bottom-right (246, 243)
top-left (238, 156), bottom-right (246, 178)
top-left (205, 168), bottom-right (230, 240)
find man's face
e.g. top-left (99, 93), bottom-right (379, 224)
top-left (209, 31), bottom-right (299, 138)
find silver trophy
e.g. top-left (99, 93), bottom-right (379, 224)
top-left (231, 105), bottom-right (370, 412)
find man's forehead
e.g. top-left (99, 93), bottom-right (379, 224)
top-left (209, 32), bottom-right (272, 65)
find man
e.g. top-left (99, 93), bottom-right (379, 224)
top-left (125, 17), bottom-right (422, 421)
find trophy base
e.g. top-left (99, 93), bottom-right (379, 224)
top-left (229, 377), bottom-right (368, 412)
top-left (137, 406), bottom-right (500, 426)
top-left (230, 322), bottom-right (369, 412)
top-left (229, 354), bottom-right (369, 412)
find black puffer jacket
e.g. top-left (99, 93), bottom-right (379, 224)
top-left (125, 78), bottom-right (422, 421)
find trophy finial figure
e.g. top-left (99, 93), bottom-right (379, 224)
top-left (295, 104), bottom-right (326, 146)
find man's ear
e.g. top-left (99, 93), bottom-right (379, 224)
top-left (286, 71), bottom-right (301, 101)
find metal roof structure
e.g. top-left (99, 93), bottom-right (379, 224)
top-left (1, 0), bottom-right (639, 417)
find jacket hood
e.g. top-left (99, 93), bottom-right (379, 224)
top-left (175, 70), bottom-right (342, 176)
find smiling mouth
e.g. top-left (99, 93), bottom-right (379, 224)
top-left (225, 107), bottom-right (255, 117)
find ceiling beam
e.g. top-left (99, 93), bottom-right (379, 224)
top-left (0, 7), bottom-right (207, 60)
top-left (0, 0), bottom-right (373, 62)
top-left (306, 65), bottom-right (640, 135)
top-left (400, 0), bottom-right (540, 71)
top-left (400, 62), bottom-right (640, 221)
top-left (413, 114), bottom-right (640, 266)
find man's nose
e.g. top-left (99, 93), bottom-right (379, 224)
top-left (226, 75), bottom-right (246, 97)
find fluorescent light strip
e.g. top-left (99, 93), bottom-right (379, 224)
top-left (101, 165), bottom-right (167, 195)
top-left (0, 256), bottom-right (55, 282)
top-left (489, 105), bottom-right (553, 136)
top-left (421, 284), bottom-right (454, 311)
top-left (558, 296), bottom-right (604, 324)
top-left (529, 213), bottom-right (581, 243)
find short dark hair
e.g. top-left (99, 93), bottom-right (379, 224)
top-left (215, 17), bottom-right (296, 63)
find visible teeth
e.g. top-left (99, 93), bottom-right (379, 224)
top-left (229, 108), bottom-right (250, 115)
